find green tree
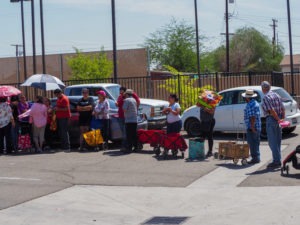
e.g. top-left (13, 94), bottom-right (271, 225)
top-left (160, 65), bottom-right (213, 111)
top-left (144, 19), bottom-right (203, 72)
top-left (204, 27), bottom-right (284, 72)
top-left (67, 48), bottom-right (113, 80)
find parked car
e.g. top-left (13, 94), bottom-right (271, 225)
top-left (181, 86), bottom-right (300, 138)
top-left (64, 84), bottom-right (169, 129)
top-left (50, 96), bottom-right (147, 145)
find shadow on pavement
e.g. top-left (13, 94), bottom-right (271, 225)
top-left (246, 167), bottom-right (281, 175)
top-left (216, 163), bottom-right (253, 170)
top-left (281, 173), bottom-right (300, 179)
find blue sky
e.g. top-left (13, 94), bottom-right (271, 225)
top-left (0, 0), bottom-right (299, 58)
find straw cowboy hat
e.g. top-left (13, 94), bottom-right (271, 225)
top-left (124, 89), bottom-right (134, 95)
top-left (241, 89), bottom-right (257, 98)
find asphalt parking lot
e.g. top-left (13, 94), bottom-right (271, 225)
top-left (0, 129), bottom-right (299, 211)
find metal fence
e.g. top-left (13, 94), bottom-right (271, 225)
top-left (2, 71), bottom-right (300, 110)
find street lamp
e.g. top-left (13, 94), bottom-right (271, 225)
top-left (225, 0), bottom-right (229, 73)
top-left (10, 0), bottom-right (31, 81)
top-left (11, 44), bottom-right (23, 86)
top-left (111, 0), bottom-right (117, 83)
top-left (31, 0), bottom-right (37, 74)
top-left (39, 0), bottom-right (46, 74)
top-left (194, 0), bottom-right (201, 87)
top-left (286, 0), bottom-right (294, 96)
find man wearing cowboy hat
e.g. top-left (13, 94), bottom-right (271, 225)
top-left (242, 89), bottom-right (261, 164)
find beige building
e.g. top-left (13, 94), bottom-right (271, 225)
top-left (280, 54), bottom-right (300, 73)
top-left (0, 48), bottom-right (148, 84)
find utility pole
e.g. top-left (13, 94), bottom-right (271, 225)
top-left (270, 18), bottom-right (278, 58)
top-left (286, 0), bottom-right (294, 96)
top-left (20, 0), bottom-right (28, 81)
top-left (11, 44), bottom-right (23, 86)
top-left (111, 0), bottom-right (118, 83)
top-left (40, 0), bottom-right (46, 74)
top-left (31, 0), bottom-right (37, 74)
top-left (225, 0), bottom-right (230, 73)
top-left (194, 0), bottom-right (201, 87)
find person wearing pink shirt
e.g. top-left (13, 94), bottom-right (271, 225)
top-left (29, 96), bottom-right (47, 153)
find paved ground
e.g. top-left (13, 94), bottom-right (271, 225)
top-left (0, 129), bottom-right (299, 224)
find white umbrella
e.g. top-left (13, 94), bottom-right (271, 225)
top-left (21, 74), bottom-right (65, 91)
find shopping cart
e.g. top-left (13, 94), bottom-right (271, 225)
top-left (137, 129), bottom-right (165, 156)
top-left (159, 133), bottom-right (188, 159)
top-left (214, 124), bottom-right (249, 166)
top-left (83, 129), bottom-right (105, 151)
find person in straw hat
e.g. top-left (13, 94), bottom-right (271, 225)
top-left (242, 89), bottom-right (261, 164)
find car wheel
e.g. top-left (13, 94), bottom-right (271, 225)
top-left (186, 118), bottom-right (201, 137)
top-left (282, 126), bottom-right (296, 135)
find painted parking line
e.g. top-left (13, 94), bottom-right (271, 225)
top-left (0, 177), bottom-right (41, 181)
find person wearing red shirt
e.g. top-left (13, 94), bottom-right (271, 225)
top-left (54, 89), bottom-right (71, 152)
top-left (116, 87), bottom-right (140, 150)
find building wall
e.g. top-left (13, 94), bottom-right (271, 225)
top-left (281, 65), bottom-right (300, 73)
top-left (0, 48), bottom-right (148, 84)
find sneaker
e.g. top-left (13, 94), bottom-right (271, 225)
top-left (64, 148), bottom-right (71, 153)
top-left (206, 151), bottom-right (213, 158)
top-left (36, 148), bottom-right (43, 153)
top-left (267, 162), bottom-right (281, 168)
top-left (248, 159), bottom-right (261, 164)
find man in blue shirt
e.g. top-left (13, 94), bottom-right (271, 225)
top-left (242, 89), bottom-right (261, 164)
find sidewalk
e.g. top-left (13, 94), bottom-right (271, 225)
top-left (1, 145), bottom-right (299, 225)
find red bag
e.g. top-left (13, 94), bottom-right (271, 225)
top-left (137, 129), bottom-right (165, 146)
top-left (18, 134), bottom-right (31, 150)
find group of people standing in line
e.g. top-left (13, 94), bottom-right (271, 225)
top-left (53, 87), bottom-right (142, 153)
top-left (0, 80), bottom-right (286, 167)
top-left (0, 86), bottom-right (141, 154)
top-left (243, 81), bottom-right (285, 168)
top-left (74, 86), bottom-right (141, 153)
top-left (163, 81), bottom-right (285, 168)
top-left (0, 94), bottom-right (52, 154)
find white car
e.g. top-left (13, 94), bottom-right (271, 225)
top-left (64, 83), bottom-right (169, 129)
top-left (181, 86), bottom-right (300, 137)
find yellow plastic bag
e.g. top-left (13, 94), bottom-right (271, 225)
top-left (83, 129), bottom-right (104, 147)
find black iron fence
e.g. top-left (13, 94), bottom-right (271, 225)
top-left (2, 71), bottom-right (300, 110)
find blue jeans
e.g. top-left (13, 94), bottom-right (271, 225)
top-left (118, 118), bottom-right (127, 148)
top-left (167, 120), bottom-right (182, 134)
top-left (11, 122), bottom-right (19, 151)
top-left (246, 130), bottom-right (260, 161)
top-left (57, 118), bottom-right (70, 150)
top-left (266, 116), bottom-right (282, 164)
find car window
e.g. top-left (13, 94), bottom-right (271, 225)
top-left (88, 88), bottom-right (104, 96)
top-left (69, 88), bottom-right (83, 96)
top-left (108, 99), bottom-right (117, 109)
top-left (236, 90), bottom-right (261, 104)
top-left (106, 86), bottom-right (120, 100)
top-left (273, 88), bottom-right (293, 102)
top-left (69, 87), bottom-right (105, 97)
top-left (219, 91), bottom-right (235, 106)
